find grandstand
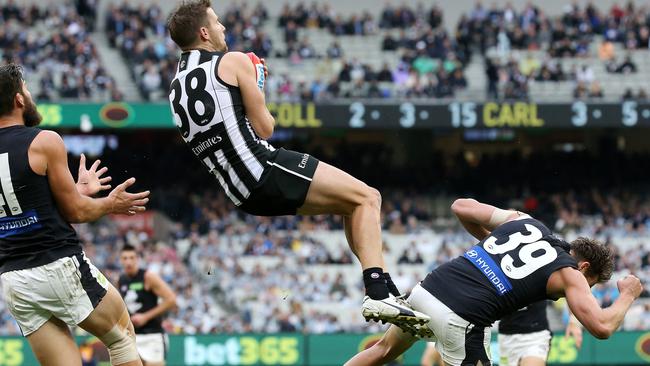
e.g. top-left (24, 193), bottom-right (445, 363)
top-left (2, 0), bottom-right (650, 365)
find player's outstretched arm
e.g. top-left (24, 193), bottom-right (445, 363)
top-left (133, 270), bottom-right (178, 327)
top-left (551, 267), bottom-right (642, 339)
top-left (31, 131), bottom-right (150, 223)
top-left (220, 51), bottom-right (275, 139)
top-left (451, 198), bottom-right (521, 240)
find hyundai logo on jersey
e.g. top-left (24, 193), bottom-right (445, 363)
top-left (0, 209), bottom-right (42, 238)
top-left (464, 245), bottom-right (513, 295)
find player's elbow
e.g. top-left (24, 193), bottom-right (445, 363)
top-left (589, 324), bottom-right (613, 339)
top-left (168, 294), bottom-right (178, 310)
top-left (451, 198), bottom-right (477, 215)
top-left (254, 115), bottom-right (275, 139)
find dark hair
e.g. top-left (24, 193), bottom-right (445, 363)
top-left (0, 64), bottom-right (24, 118)
top-left (167, 0), bottom-right (212, 49)
top-left (121, 244), bottom-right (138, 254)
top-left (570, 237), bottom-right (614, 283)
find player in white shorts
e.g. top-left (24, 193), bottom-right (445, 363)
top-left (0, 63), bottom-right (150, 365)
top-left (498, 301), bottom-right (583, 366)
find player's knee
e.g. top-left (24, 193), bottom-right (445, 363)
top-left (99, 323), bottom-right (139, 365)
top-left (374, 337), bottom-right (397, 361)
top-left (358, 186), bottom-right (381, 211)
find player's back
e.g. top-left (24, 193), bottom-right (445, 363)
top-left (498, 300), bottom-right (548, 334)
top-left (0, 125), bottom-right (80, 273)
top-left (421, 216), bottom-right (577, 327)
top-left (168, 49), bottom-right (275, 207)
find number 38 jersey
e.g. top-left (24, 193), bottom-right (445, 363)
top-left (168, 49), bottom-right (275, 206)
top-left (421, 215), bottom-right (577, 326)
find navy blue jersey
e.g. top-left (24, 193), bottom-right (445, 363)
top-left (0, 126), bottom-right (81, 273)
top-left (422, 216), bottom-right (577, 326)
top-left (499, 300), bottom-right (549, 334)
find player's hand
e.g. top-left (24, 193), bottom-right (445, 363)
top-left (107, 178), bottom-right (150, 215)
top-left (565, 321), bottom-right (583, 349)
top-left (76, 154), bottom-right (112, 196)
top-left (260, 58), bottom-right (268, 78)
top-left (131, 313), bottom-right (147, 327)
top-left (617, 275), bottom-right (643, 299)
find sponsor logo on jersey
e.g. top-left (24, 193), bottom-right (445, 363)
top-left (191, 135), bottom-right (223, 156)
top-left (0, 209), bottom-right (42, 238)
top-left (464, 245), bottom-right (513, 295)
top-left (298, 154), bottom-right (309, 168)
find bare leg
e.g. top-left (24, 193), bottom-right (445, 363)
top-left (143, 361), bottom-right (165, 366)
top-left (344, 325), bottom-right (418, 366)
top-left (299, 162), bottom-right (383, 270)
top-left (519, 357), bottom-right (546, 366)
top-left (78, 285), bottom-right (142, 366)
top-left (27, 317), bottom-right (82, 366)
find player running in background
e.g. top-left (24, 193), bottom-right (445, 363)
top-left (0, 64), bottom-right (150, 366)
top-left (498, 300), bottom-right (583, 366)
top-left (118, 245), bottom-right (177, 366)
top-left (345, 198), bottom-right (642, 366)
top-left (165, 0), bottom-right (429, 332)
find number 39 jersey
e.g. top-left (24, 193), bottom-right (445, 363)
top-left (168, 49), bottom-right (275, 206)
top-left (421, 215), bottom-right (577, 326)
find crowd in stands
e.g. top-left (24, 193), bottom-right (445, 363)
top-left (4, 1), bottom-right (650, 102)
top-left (0, 1), bottom-right (122, 101)
top-left (462, 1), bottom-right (650, 101)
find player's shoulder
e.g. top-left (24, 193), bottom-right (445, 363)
top-left (143, 269), bottom-right (162, 283)
top-left (31, 129), bottom-right (65, 154)
top-left (221, 51), bottom-right (248, 61)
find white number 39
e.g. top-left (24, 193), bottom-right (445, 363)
top-left (484, 224), bottom-right (557, 280)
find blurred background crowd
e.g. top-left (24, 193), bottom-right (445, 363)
top-left (4, 0), bottom-right (650, 103)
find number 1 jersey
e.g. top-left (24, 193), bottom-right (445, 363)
top-left (421, 216), bottom-right (577, 326)
top-left (0, 126), bottom-right (81, 273)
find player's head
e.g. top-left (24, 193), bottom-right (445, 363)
top-left (167, 0), bottom-right (227, 52)
top-left (570, 237), bottom-right (614, 287)
top-left (0, 64), bottom-right (42, 127)
top-left (119, 244), bottom-right (140, 276)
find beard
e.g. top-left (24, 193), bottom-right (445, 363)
top-left (23, 97), bottom-right (42, 127)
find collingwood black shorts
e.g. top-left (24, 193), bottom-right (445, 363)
top-left (240, 148), bottom-right (319, 216)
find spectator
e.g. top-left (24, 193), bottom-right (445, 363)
top-left (326, 41), bottom-right (343, 58)
top-left (617, 55), bottom-right (638, 74)
top-left (588, 81), bottom-right (604, 99)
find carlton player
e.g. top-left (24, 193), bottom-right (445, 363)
top-left (119, 245), bottom-right (177, 366)
top-left (345, 199), bottom-right (642, 366)
top-left (0, 63), bottom-right (149, 366)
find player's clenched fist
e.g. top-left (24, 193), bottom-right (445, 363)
top-left (617, 275), bottom-right (643, 298)
top-left (108, 177), bottom-right (150, 215)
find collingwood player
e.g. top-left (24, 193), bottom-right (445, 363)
top-left (0, 64), bottom-right (150, 366)
top-left (165, 0), bottom-right (428, 331)
top-left (118, 245), bottom-right (177, 366)
top-left (346, 198), bottom-right (642, 366)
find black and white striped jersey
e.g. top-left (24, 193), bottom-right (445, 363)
top-left (168, 49), bottom-right (275, 206)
